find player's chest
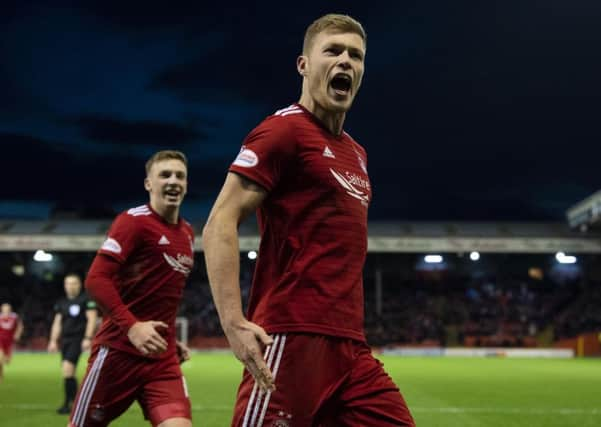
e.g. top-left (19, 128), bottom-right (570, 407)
top-left (296, 138), bottom-right (371, 208)
top-left (0, 317), bottom-right (15, 330)
top-left (139, 226), bottom-right (195, 275)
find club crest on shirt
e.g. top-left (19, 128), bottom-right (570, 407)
top-left (233, 146), bottom-right (259, 168)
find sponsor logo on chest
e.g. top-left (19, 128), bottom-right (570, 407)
top-left (319, 144), bottom-right (370, 203)
top-left (344, 171), bottom-right (370, 191)
top-left (159, 234), bottom-right (194, 276)
top-left (163, 253), bottom-right (193, 276)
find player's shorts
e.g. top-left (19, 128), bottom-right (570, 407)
top-left (232, 333), bottom-right (415, 427)
top-left (0, 336), bottom-right (14, 359)
top-left (68, 345), bottom-right (191, 427)
top-left (61, 337), bottom-right (83, 365)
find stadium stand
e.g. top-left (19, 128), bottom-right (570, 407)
top-left (1, 220), bottom-right (600, 354)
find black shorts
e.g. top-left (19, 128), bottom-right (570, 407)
top-left (61, 338), bottom-right (83, 365)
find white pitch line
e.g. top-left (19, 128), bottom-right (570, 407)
top-left (410, 407), bottom-right (601, 415)
top-left (2, 403), bottom-right (601, 416)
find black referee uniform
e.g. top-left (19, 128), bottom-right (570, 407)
top-left (53, 293), bottom-right (96, 364)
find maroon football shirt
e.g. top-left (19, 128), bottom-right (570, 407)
top-left (229, 103), bottom-right (371, 342)
top-left (92, 204), bottom-right (194, 357)
top-left (0, 312), bottom-right (18, 344)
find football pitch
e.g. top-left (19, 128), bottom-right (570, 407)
top-left (1, 353), bottom-right (599, 426)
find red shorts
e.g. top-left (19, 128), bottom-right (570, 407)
top-left (232, 333), bottom-right (415, 427)
top-left (69, 345), bottom-right (191, 427)
top-left (0, 336), bottom-right (14, 359)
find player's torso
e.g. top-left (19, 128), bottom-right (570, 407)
top-left (59, 295), bottom-right (88, 336)
top-left (118, 212), bottom-right (194, 316)
top-left (248, 109), bottom-right (370, 340)
top-left (0, 313), bottom-right (17, 333)
top-left (265, 113), bottom-right (371, 248)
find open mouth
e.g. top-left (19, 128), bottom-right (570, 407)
top-left (164, 189), bottom-right (181, 198)
top-left (330, 73), bottom-right (352, 96)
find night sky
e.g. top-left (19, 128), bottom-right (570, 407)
top-left (3, 1), bottom-right (601, 222)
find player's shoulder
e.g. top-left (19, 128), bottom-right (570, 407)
top-left (343, 130), bottom-right (367, 156)
top-left (124, 204), bottom-right (153, 219)
top-left (257, 104), bottom-right (307, 130)
top-left (80, 292), bottom-right (97, 306)
top-left (55, 297), bottom-right (68, 309)
top-left (112, 204), bottom-right (152, 226)
top-left (181, 218), bottom-right (194, 233)
top-left (272, 104), bottom-right (305, 119)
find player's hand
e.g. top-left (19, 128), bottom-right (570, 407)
top-left (81, 337), bottom-right (92, 352)
top-left (47, 340), bottom-right (58, 353)
top-left (224, 319), bottom-right (275, 393)
top-left (176, 340), bottom-right (191, 364)
top-left (127, 321), bottom-right (168, 356)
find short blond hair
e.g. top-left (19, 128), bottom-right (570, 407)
top-left (145, 150), bottom-right (188, 175)
top-left (303, 14), bottom-right (366, 54)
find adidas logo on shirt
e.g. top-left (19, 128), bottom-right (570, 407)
top-left (323, 146), bottom-right (336, 159)
top-left (158, 235), bottom-right (170, 245)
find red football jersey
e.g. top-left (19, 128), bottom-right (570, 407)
top-left (229, 103), bottom-right (371, 342)
top-left (0, 312), bottom-right (18, 343)
top-left (93, 204), bottom-right (194, 357)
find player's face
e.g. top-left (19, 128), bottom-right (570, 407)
top-left (300, 31), bottom-right (365, 113)
top-left (145, 159), bottom-right (188, 210)
top-left (64, 276), bottom-right (81, 298)
top-left (0, 303), bottom-right (11, 314)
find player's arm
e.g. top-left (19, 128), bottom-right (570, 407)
top-left (176, 340), bottom-right (191, 364)
top-left (47, 313), bottom-right (62, 352)
top-left (85, 254), bottom-right (168, 356)
top-left (14, 318), bottom-right (23, 342)
top-left (81, 306), bottom-right (98, 351)
top-left (202, 172), bottom-right (275, 392)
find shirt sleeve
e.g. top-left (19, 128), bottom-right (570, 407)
top-left (86, 298), bottom-right (97, 311)
top-left (229, 116), bottom-right (296, 192)
top-left (98, 212), bottom-right (141, 263)
top-left (85, 254), bottom-right (138, 332)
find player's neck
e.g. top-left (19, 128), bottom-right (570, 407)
top-left (150, 200), bottom-right (179, 224)
top-left (298, 97), bottom-right (346, 136)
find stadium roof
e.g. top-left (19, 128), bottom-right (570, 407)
top-left (566, 189), bottom-right (601, 230)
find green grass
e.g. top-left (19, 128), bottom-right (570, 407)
top-left (1, 353), bottom-right (600, 426)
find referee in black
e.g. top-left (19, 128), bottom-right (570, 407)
top-left (47, 273), bottom-right (98, 414)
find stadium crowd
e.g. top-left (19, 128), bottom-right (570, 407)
top-left (1, 253), bottom-right (600, 349)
